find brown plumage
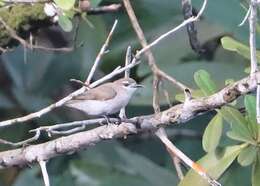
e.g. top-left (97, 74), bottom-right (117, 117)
top-left (65, 78), bottom-right (143, 116)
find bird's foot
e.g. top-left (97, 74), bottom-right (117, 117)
top-left (115, 117), bottom-right (122, 125)
top-left (100, 115), bottom-right (122, 125)
top-left (102, 115), bottom-right (113, 125)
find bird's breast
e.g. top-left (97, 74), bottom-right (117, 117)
top-left (66, 93), bottom-right (132, 116)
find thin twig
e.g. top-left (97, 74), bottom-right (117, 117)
top-left (239, 5), bottom-right (251, 26)
top-left (249, 0), bottom-right (258, 74)
top-left (248, 0), bottom-right (260, 123)
top-left (123, 0), bottom-right (204, 91)
top-left (124, 46), bottom-right (132, 78)
top-left (135, 0), bottom-right (207, 60)
top-left (86, 20), bottom-right (118, 84)
top-left (156, 69), bottom-right (189, 91)
top-left (39, 160), bottom-right (50, 186)
top-left (123, 0), bottom-right (156, 68)
top-left (119, 46), bottom-right (132, 119)
top-left (172, 156), bottom-right (184, 180)
top-left (33, 120), bottom-right (201, 138)
top-left (123, 0), bottom-right (188, 92)
top-left (0, 130), bottom-right (40, 147)
top-left (155, 128), bottom-right (221, 186)
top-left (152, 76), bottom-right (161, 113)
top-left (0, 46), bottom-right (11, 53)
top-left (30, 118), bottom-right (123, 135)
top-left (257, 83), bottom-right (260, 123)
top-left (46, 126), bottom-right (86, 136)
top-left (123, 0), bottom-right (162, 114)
top-left (70, 79), bottom-right (89, 87)
top-left (87, 4), bottom-right (122, 15)
top-left (123, 0), bottom-right (189, 181)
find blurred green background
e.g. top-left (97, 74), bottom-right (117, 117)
top-left (0, 0), bottom-right (256, 185)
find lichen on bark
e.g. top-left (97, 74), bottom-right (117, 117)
top-left (0, 4), bottom-right (48, 47)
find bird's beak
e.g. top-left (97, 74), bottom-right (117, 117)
top-left (134, 84), bottom-right (144, 88)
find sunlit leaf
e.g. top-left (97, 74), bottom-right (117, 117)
top-left (237, 145), bottom-right (257, 166)
top-left (54, 0), bottom-right (75, 10)
top-left (245, 95), bottom-right (257, 122)
top-left (179, 145), bottom-right (245, 186)
top-left (202, 113), bottom-right (223, 152)
top-left (58, 15), bottom-right (73, 32)
top-left (244, 66), bottom-right (250, 74)
top-left (64, 10), bottom-right (75, 19)
top-left (194, 70), bottom-right (217, 96)
top-left (244, 95), bottom-right (258, 139)
top-left (221, 36), bottom-right (260, 62)
top-left (226, 131), bottom-right (252, 143)
top-left (0, 0), bottom-right (5, 6)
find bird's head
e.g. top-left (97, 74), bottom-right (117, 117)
top-left (114, 78), bottom-right (143, 93)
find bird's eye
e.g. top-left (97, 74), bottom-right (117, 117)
top-left (122, 81), bottom-right (130, 86)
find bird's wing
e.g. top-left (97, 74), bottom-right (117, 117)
top-left (67, 84), bottom-right (117, 103)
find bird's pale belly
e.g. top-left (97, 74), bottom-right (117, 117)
top-left (67, 98), bottom-right (128, 116)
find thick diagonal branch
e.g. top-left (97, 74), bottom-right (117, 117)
top-left (0, 71), bottom-right (258, 169)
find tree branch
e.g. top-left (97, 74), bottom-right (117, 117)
top-left (39, 160), bottom-right (50, 186)
top-left (86, 4), bottom-right (122, 15)
top-left (249, 0), bottom-right (258, 74)
top-left (0, 71), bottom-right (258, 169)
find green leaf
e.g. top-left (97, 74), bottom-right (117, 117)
top-left (252, 152), bottom-right (260, 186)
top-left (54, 0), bottom-right (75, 10)
top-left (179, 145), bottom-right (244, 186)
top-left (237, 145), bottom-right (257, 166)
top-left (244, 95), bottom-right (258, 139)
top-left (202, 113), bottom-right (223, 152)
top-left (245, 95), bottom-right (257, 122)
top-left (64, 10), bottom-right (75, 19)
top-left (221, 36), bottom-right (260, 62)
top-left (58, 15), bottom-right (73, 32)
top-left (226, 131), bottom-right (251, 142)
top-left (221, 106), bottom-right (254, 143)
top-left (194, 70), bottom-right (217, 96)
top-left (0, 0), bottom-right (5, 6)
top-left (245, 66), bottom-right (250, 74)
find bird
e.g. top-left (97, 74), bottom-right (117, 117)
top-left (65, 78), bottom-right (143, 116)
